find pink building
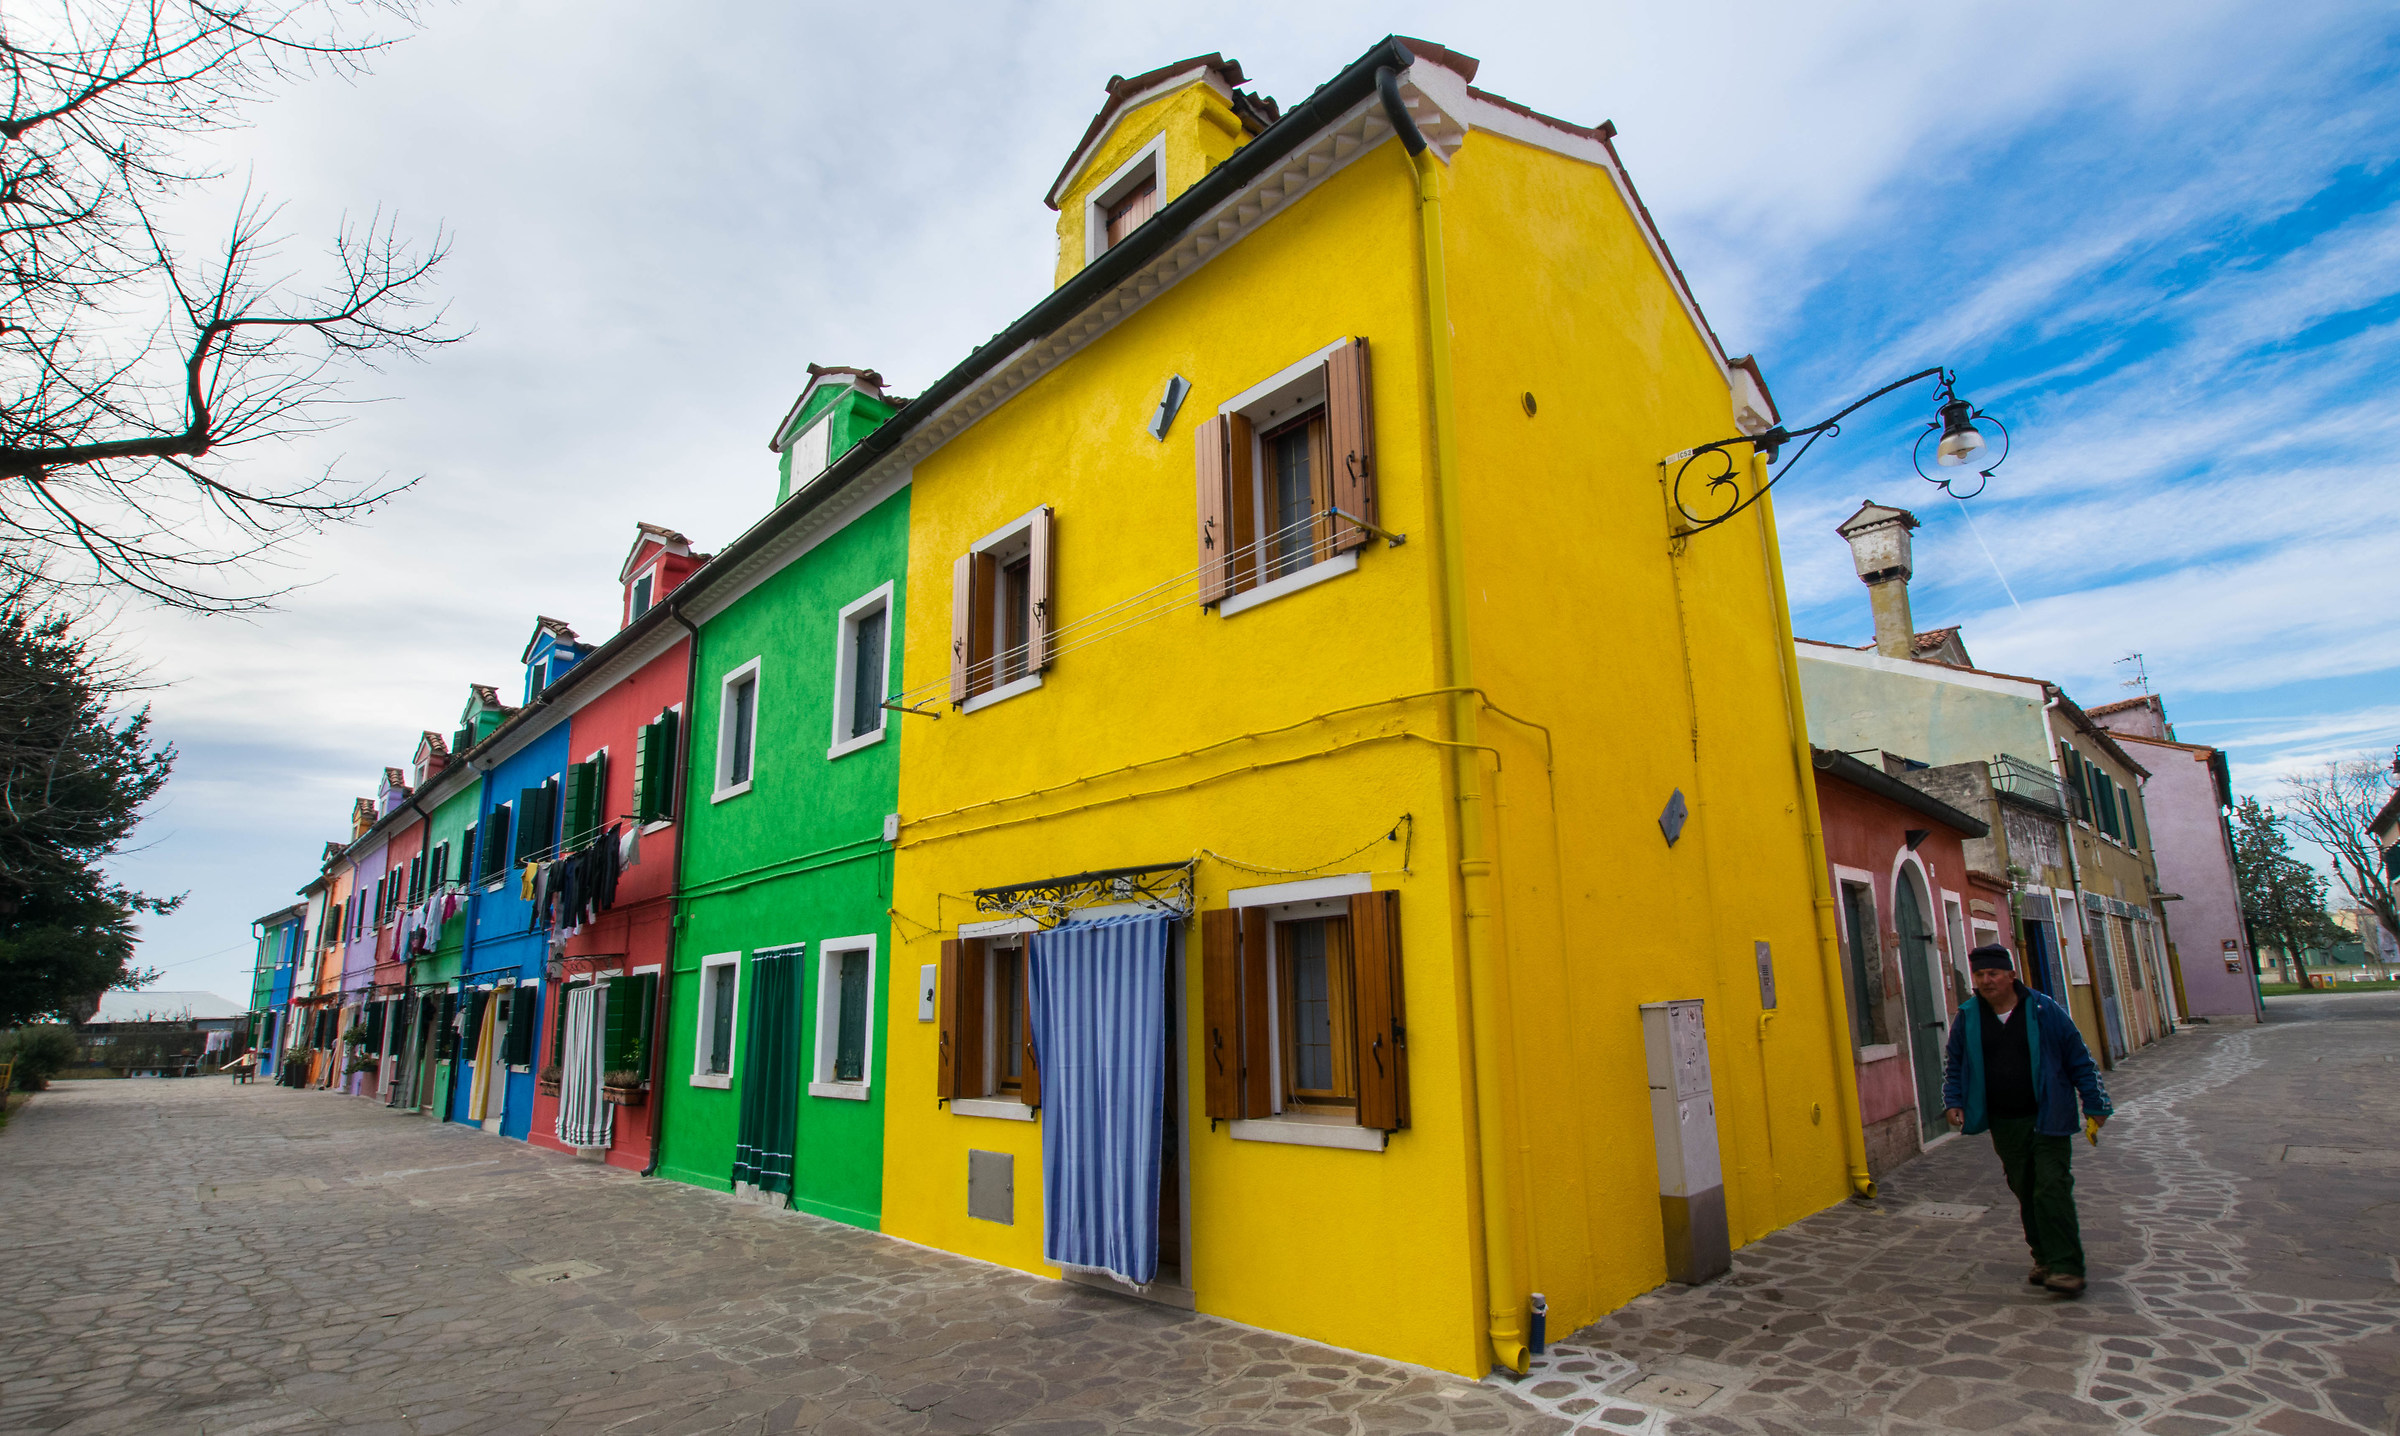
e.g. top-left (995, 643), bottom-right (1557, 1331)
top-left (2089, 695), bottom-right (2262, 1023)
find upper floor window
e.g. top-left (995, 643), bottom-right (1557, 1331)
top-left (715, 661), bottom-right (760, 801)
top-left (787, 413), bottom-right (832, 486)
top-left (1085, 139), bottom-right (1163, 262)
top-left (949, 507), bottom-right (1053, 711)
top-left (1198, 337), bottom-right (1378, 616)
top-left (830, 584), bottom-right (893, 759)
top-left (630, 708), bottom-right (681, 825)
top-left (630, 570), bottom-right (655, 620)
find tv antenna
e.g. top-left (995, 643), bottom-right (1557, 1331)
top-left (2115, 652), bottom-right (2151, 693)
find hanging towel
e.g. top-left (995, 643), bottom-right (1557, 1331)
top-left (554, 983), bottom-right (614, 1150)
top-left (1028, 912), bottom-right (1169, 1288)
top-left (520, 861), bottom-right (538, 901)
top-left (732, 945), bottom-right (802, 1202)
top-left (620, 822), bottom-right (641, 870)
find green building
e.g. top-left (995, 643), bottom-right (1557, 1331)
top-left (399, 723), bottom-right (492, 1119)
top-left (653, 366), bottom-right (906, 1228)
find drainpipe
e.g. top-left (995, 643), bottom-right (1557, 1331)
top-left (642, 601), bottom-right (703, 1178)
top-left (1379, 62), bottom-right (1530, 1378)
top-left (1754, 483), bottom-right (1876, 1201)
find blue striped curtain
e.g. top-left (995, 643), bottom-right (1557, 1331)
top-left (1029, 912), bottom-right (1168, 1287)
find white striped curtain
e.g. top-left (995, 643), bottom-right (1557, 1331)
top-left (1028, 912), bottom-right (1169, 1287)
top-left (554, 983), bottom-right (614, 1150)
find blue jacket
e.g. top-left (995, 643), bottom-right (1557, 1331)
top-left (1942, 982), bottom-right (2112, 1137)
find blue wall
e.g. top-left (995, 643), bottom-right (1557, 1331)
top-left (454, 721), bottom-right (570, 1140)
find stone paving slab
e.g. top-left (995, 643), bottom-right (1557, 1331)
top-left (2, 993), bottom-right (2393, 1434)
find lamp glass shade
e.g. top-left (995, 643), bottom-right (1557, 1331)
top-left (1936, 403), bottom-right (1986, 467)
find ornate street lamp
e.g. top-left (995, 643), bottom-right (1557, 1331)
top-left (1664, 367), bottom-right (2008, 536)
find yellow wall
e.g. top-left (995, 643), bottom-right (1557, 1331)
top-left (1424, 128), bottom-right (1855, 1344)
top-left (1051, 80), bottom-right (1251, 288)
top-left (891, 143), bottom-right (1498, 1374)
top-left (888, 113), bottom-right (1857, 1377)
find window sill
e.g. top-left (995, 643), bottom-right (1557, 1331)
top-left (710, 779), bottom-right (754, 805)
top-left (1228, 1116), bottom-right (1386, 1152)
top-left (961, 672), bottom-right (1043, 715)
top-left (689, 1073), bottom-right (731, 1090)
top-left (809, 1080), bottom-right (870, 1102)
top-left (950, 1097), bottom-right (1036, 1121)
top-left (826, 726), bottom-right (887, 762)
top-left (1217, 551), bottom-right (1357, 618)
top-left (1857, 1043), bottom-right (1901, 1063)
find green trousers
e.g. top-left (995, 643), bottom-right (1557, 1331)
top-left (1990, 1117), bottom-right (2084, 1277)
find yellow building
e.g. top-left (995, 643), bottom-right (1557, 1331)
top-left (861, 38), bottom-right (1872, 1377)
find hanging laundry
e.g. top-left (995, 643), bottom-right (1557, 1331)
top-left (620, 822), bottom-right (641, 870)
top-left (520, 861), bottom-right (538, 901)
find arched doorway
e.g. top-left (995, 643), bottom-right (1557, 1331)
top-left (1894, 869), bottom-right (1948, 1142)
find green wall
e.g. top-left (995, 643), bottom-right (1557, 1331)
top-left (1798, 650), bottom-right (2052, 769)
top-left (776, 385), bottom-right (900, 506)
top-left (655, 485), bottom-right (907, 1229)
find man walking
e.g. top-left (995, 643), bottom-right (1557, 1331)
top-left (1944, 944), bottom-right (2112, 1296)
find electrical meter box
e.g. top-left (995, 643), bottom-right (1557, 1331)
top-left (1639, 999), bottom-right (1729, 1284)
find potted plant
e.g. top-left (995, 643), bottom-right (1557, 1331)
top-left (601, 1069), bottom-right (647, 1106)
top-left (537, 1064), bottom-right (562, 1097)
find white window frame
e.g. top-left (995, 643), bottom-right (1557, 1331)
top-left (690, 952), bottom-right (740, 1088)
top-left (960, 508), bottom-right (1049, 714)
top-left (1084, 134), bottom-right (1165, 264)
top-left (810, 934), bottom-right (877, 1102)
top-left (828, 582), bottom-right (894, 760)
top-left (1214, 337), bottom-right (1361, 619)
top-left (713, 658), bottom-right (762, 803)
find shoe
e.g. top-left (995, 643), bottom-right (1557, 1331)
top-left (2027, 1264), bottom-right (2050, 1286)
top-left (2043, 1273), bottom-right (2086, 1297)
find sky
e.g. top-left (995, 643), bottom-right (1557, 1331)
top-left (87, 1), bottom-right (2400, 1002)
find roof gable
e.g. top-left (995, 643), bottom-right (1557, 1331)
top-left (1045, 53), bottom-right (1257, 210)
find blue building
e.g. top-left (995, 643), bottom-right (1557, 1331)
top-left (249, 905), bottom-right (305, 1075)
top-left (448, 622), bottom-right (577, 1139)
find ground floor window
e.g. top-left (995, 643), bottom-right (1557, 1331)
top-left (812, 937), bottom-right (875, 1099)
top-left (1201, 887), bottom-right (1407, 1136)
top-left (691, 953), bottom-right (739, 1087)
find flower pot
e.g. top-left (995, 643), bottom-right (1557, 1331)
top-left (536, 1078), bottom-right (561, 1097)
top-left (602, 1085), bottom-right (646, 1108)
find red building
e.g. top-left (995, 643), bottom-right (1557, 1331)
top-left (524, 525), bottom-right (706, 1170)
top-left (1811, 747), bottom-right (2006, 1179)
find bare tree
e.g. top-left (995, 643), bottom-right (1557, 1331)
top-left (1, 1), bottom-right (457, 612)
top-left (2279, 753), bottom-right (2400, 939)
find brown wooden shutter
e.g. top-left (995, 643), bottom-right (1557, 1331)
top-left (1239, 907), bottom-right (1272, 1118)
top-left (1349, 889), bottom-right (1408, 1131)
top-left (1018, 956), bottom-right (1041, 1108)
top-left (956, 938), bottom-right (987, 1098)
top-left (1196, 416), bottom-right (1233, 606)
top-left (1027, 506), bottom-right (1054, 672)
top-left (936, 939), bottom-right (961, 1099)
top-left (948, 555), bottom-right (975, 704)
top-left (1200, 908), bottom-right (1241, 1119)
top-left (1308, 414), bottom-right (1337, 567)
top-left (1325, 337), bottom-right (1376, 554)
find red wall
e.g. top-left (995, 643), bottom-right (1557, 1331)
top-left (373, 819), bottom-right (427, 993)
top-left (524, 635), bottom-right (688, 1169)
top-left (1815, 771), bottom-right (1974, 1132)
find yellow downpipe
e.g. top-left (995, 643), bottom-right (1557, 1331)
top-left (1409, 142), bottom-right (1531, 1375)
top-left (1753, 477), bottom-right (1875, 1200)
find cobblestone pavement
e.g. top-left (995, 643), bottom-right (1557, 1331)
top-left (2, 995), bottom-right (2391, 1435)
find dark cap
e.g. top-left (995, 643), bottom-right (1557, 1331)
top-left (1967, 944), bottom-right (2015, 972)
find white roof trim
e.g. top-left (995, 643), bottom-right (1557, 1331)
top-left (1795, 640), bottom-right (2047, 701)
top-left (1045, 65), bottom-right (1238, 210)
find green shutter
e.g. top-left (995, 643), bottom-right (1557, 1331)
top-left (599, 972), bottom-right (657, 1076)
top-left (482, 808), bottom-right (511, 879)
top-left (630, 724), bottom-right (653, 824)
top-left (564, 757), bottom-right (605, 846)
top-left (646, 711), bottom-right (679, 822)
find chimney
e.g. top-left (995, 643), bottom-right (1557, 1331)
top-left (1836, 502), bottom-right (1920, 659)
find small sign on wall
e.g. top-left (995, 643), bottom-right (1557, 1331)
top-left (1755, 941), bottom-right (1776, 1009)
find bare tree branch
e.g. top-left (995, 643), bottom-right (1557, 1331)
top-left (2278, 755), bottom-right (2400, 938)
top-left (1, 0), bottom-right (454, 613)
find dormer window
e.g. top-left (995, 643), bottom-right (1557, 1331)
top-left (1085, 138), bottom-right (1164, 264)
top-left (786, 413), bottom-right (832, 485)
top-left (631, 570), bottom-right (655, 620)
top-left (1105, 172), bottom-right (1157, 248)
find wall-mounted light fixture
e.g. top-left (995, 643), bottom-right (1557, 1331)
top-left (1662, 367), bottom-right (2008, 538)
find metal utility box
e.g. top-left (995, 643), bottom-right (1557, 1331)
top-left (1639, 999), bottom-right (1729, 1285)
